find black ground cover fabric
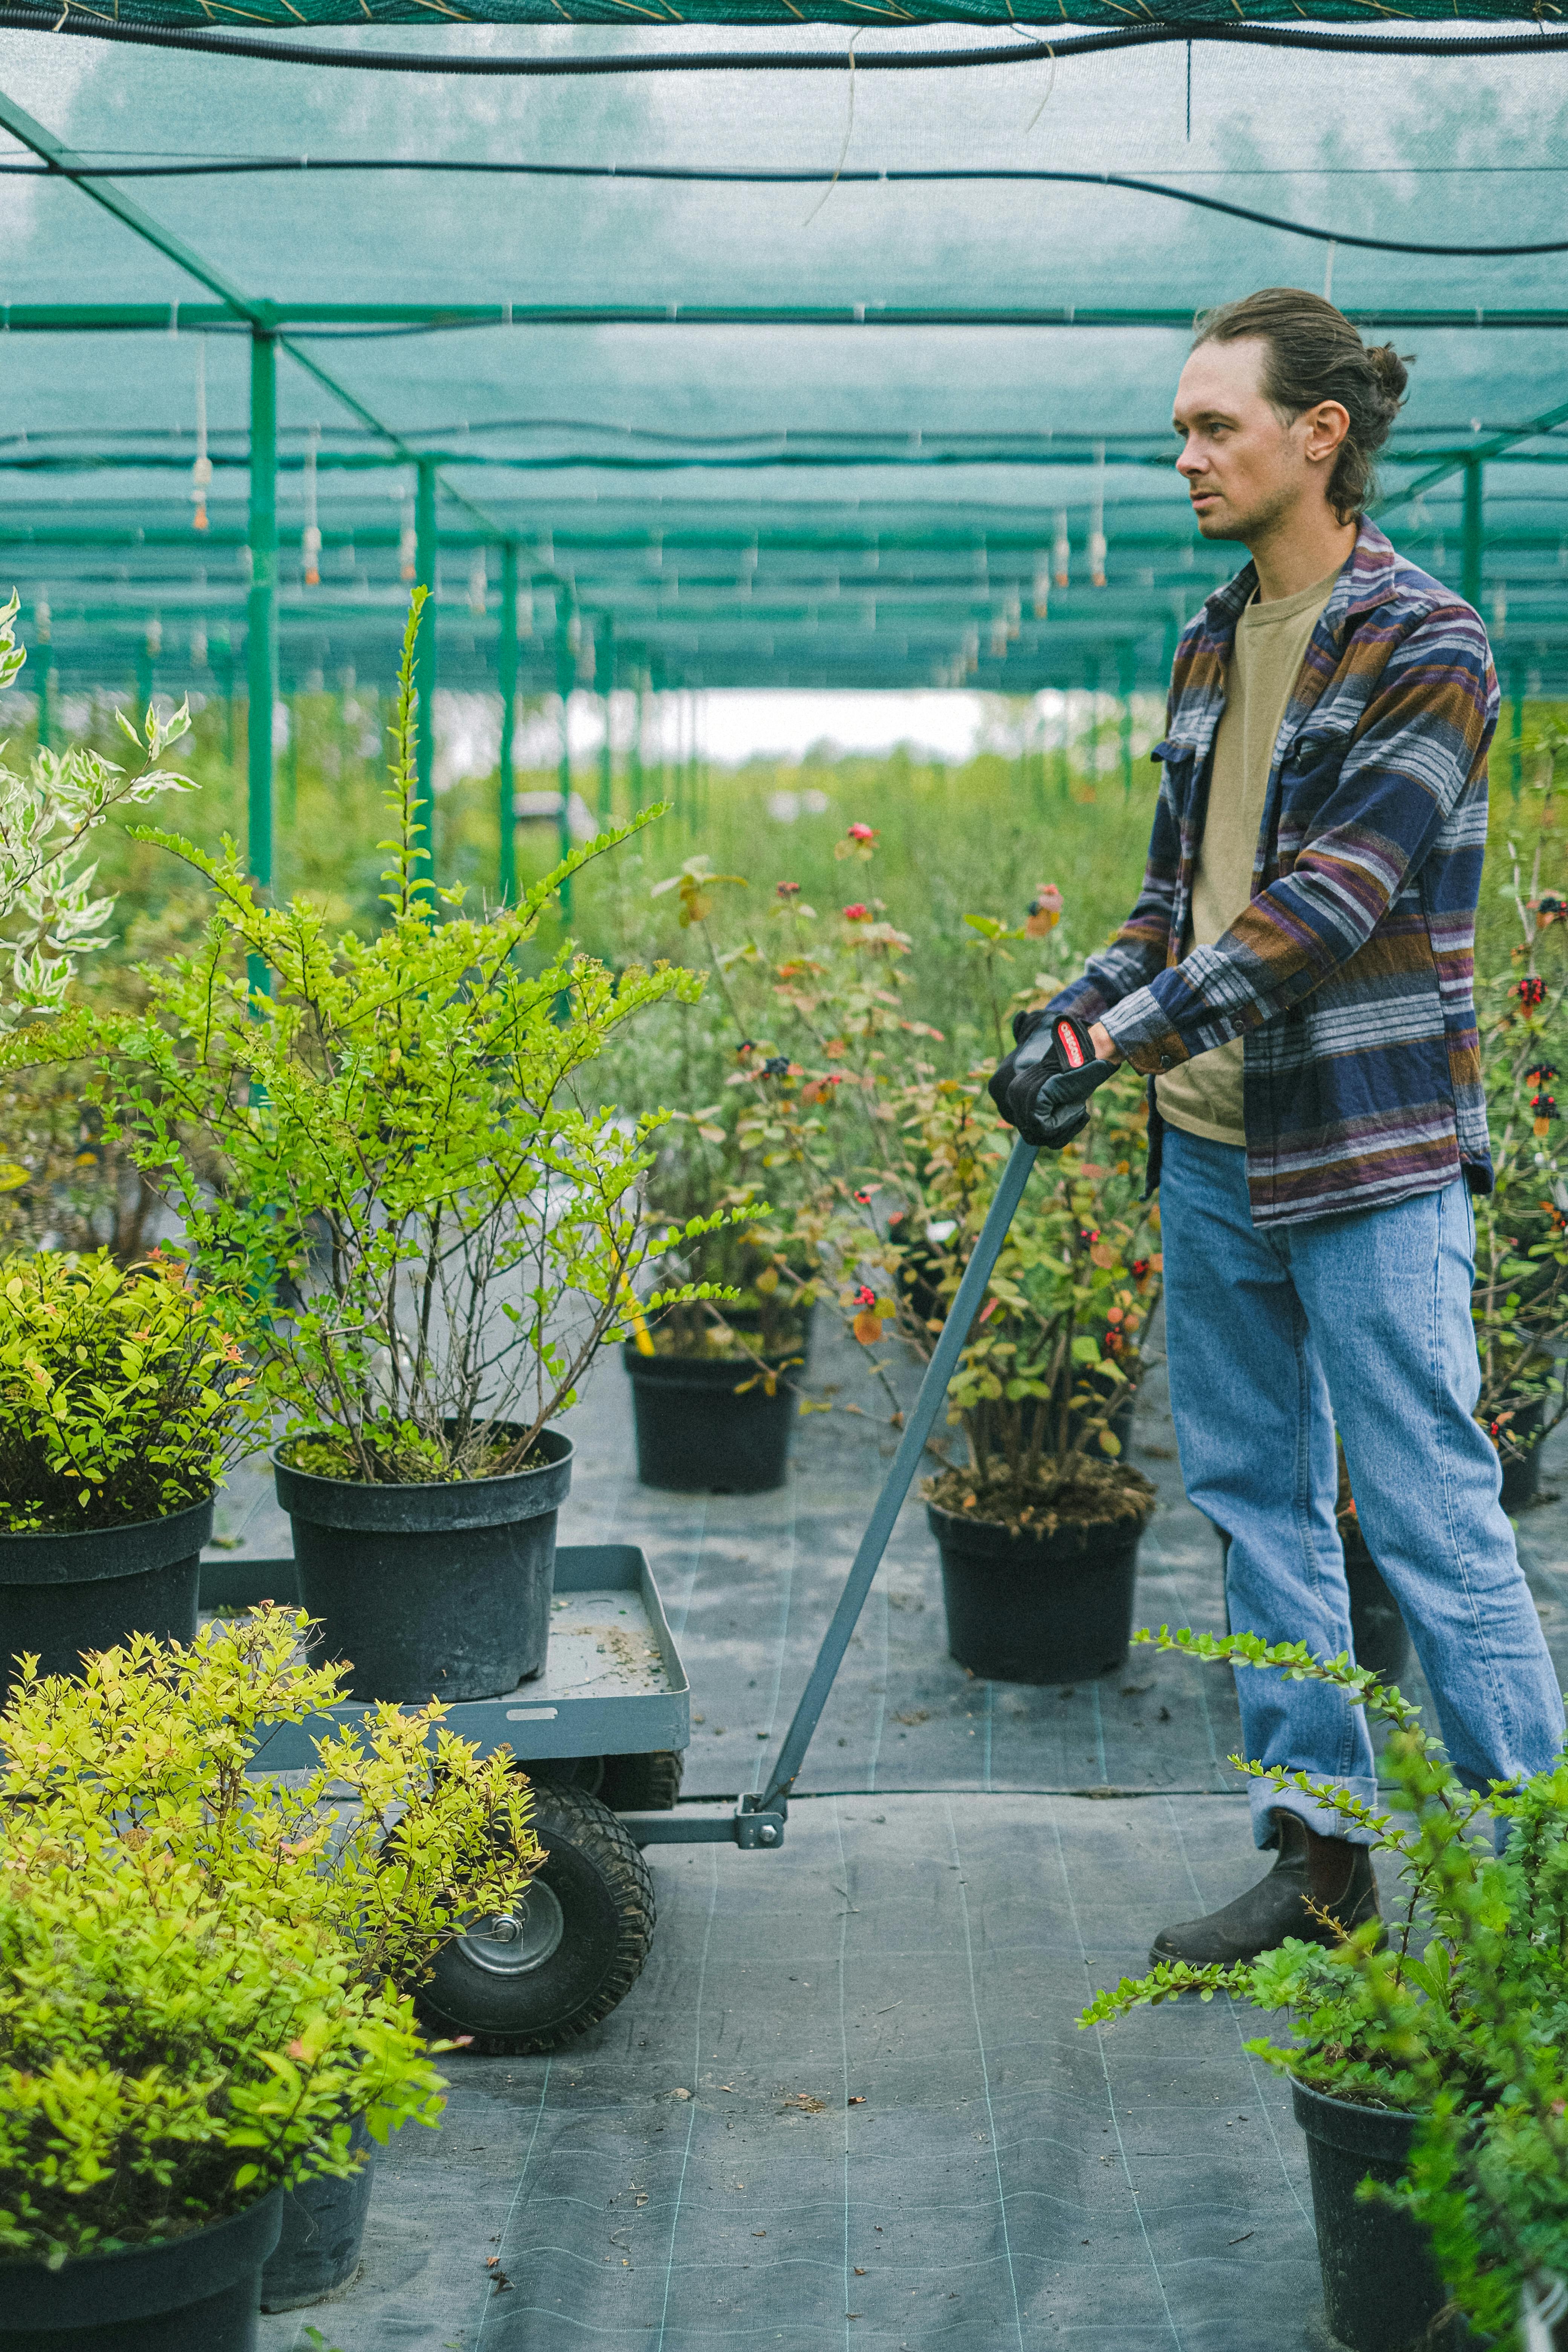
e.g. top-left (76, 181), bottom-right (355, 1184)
top-left (235, 1322), bottom-right (1568, 2350)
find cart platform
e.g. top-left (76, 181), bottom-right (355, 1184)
top-left (205, 1544), bottom-right (691, 1773)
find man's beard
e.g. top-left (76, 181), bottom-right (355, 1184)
top-left (1195, 479), bottom-right (1295, 546)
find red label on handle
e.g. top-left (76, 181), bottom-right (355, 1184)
top-left (1055, 1018), bottom-right (1087, 1070)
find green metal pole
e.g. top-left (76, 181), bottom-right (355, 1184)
top-left (629, 663), bottom-right (645, 812)
top-left (596, 615), bottom-right (615, 829)
top-left (246, 328), bottom-right (277, 1002)
top-left (652, 657), bottom-right (666, 807)
top-left (1462, 458), bottom-right (1485, 611)
top-left (1510, 665), bottom-right (1525, 802)
top-left (687, 692), bottom-right (699, 832)
top-left (498, 541), bottom-right (518, 905)
top-left (283, 692), bottom-right (299, 828)
top-left (414, 456), bottom-right (438, 893)
top-left (217, 635), bottom-right (235, 770)
top-left (555, 597), bottom-right (576, 921)
top-left (34, 604), bottom-right (51, 751)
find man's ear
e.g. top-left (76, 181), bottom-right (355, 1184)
top-left (1301, 400), bottom-right (1351, 472)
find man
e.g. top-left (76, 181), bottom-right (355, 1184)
top-left (990, 286), bottom-right (1565, 1966)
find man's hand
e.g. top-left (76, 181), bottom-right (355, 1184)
top-left (988, 1010), bottom-right (1119, 1150)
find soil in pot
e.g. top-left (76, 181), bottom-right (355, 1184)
top-left (0, 2185), bottom-right (282, 2352)
top-left (0, 1494), bottom-right (211, 1705)
top-left (625, 1329), bottom-right (807, 1495)
top-left (1292, 2077), bottom-right (1470, 2352)
top-left (259, 2116), bottom-right (376, 2312)
top-left (924, 1459), bottom-right (1156, 1684)
top-left (273, 1426), bottom-right (572, 1704)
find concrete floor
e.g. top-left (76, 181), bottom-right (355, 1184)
top-left (242, 1317), bottom-right (1568, 2352)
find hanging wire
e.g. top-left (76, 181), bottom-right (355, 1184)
top-left (190, 336), bottom-right (210, 532)
top-left (303, 424), bottom-right (321, 586)
top-left (801, 29), bottom-right (861, 230)
top-left (2, 9), bottom-right (1566, 72)
top-left (10, 155), bottom-right (1563, 262)
top-left (1089, 446), bottom-right (1107, 588)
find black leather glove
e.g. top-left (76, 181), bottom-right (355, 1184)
top-left (987, 1009), bottom-right (1117, 1150)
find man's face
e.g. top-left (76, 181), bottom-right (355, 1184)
top-left (1172, 335), bottom-right (1316, 544)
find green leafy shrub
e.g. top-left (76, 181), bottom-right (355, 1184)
top-left (1473, 832), bottom-right (1568, 1482)
top-left (0, 593), bottom-right (191, 1037)
top-left (67, 596), bottom-right (731, 1486)
top-left (1078, 1628), bottom-right (1568, 2341)
top-left (0, 1605), bottom-right (544, 2266)
top-left (0, 1248), bottom-right (262, 1533)
top-left (634, 842), bottom-right (1162, 1527)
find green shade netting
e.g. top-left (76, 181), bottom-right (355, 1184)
top-left (0, 19), bottom-right (1565, 690)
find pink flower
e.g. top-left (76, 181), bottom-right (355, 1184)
top-left (776, 880), bottom-right (801, 897)
top-left (842, 902), bottom-right (871, 922)
top-left (847, 823), bottom-right (876, 843)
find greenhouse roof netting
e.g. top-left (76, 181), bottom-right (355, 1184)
top-left (0, 7), bottom-right (1566, 862)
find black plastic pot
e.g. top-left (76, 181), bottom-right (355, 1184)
top-left (259, 2117), bottom-right (375, 2313)
top-left (1292, 2078), bottom-right (1466, 2352)
top-left (273, 1427), bottom-right (572, 1703)
top-left (0, 2186), bottom-right (282, 2352)
top-left (1496, 1393), bottom-right (1550, 1516)
top-left (625, 1345), bottom-right (801, 1494)
top-left (0, 1494), bottom-right (212, 1704)
top-left (926, 1498), bottom-right (1143, 1683)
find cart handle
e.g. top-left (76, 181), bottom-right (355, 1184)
top-left (756, 1136), bottom-right (1038, 1818)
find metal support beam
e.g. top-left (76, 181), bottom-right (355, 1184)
top-left (555, 597), bottom-right (576, 921)
top-left (3, 302), bottom-right (1568, 335)
top-left (1462, 459), bottom-right (1485, 611)
top-left (498, 541), bottom-right (518, 906)
top-left (246, 330), bottom-right (277, 1003)
top-left (414, 457), bottom-right (438, 892)
top-left (629, 662), bottom-right (645, 812)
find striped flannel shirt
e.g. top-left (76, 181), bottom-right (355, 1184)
top-left (1046, 519), bottom-right (1498, 1228)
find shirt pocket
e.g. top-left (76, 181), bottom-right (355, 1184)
top-left (1274, 724), bottom-right (1353, 859)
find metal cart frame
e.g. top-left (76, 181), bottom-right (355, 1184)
top-left (210, 1140), bottom-right (1037, 1853)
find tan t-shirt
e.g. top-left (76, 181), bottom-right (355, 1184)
top-left (1155, 565), bottom-right (1341, 1147)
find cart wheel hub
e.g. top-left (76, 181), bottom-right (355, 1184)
top-left (457, 1885), bottom-right (565, 1975)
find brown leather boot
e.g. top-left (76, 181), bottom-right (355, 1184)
top-left (1149, 1809), bottom-right (1380, 1968)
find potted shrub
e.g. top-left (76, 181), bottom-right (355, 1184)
top-left (0, 1248), bottom-right (262, 1699)
top-left (755, 862), bottom-right (1159, 1680)
top-left (840, 1056), bottom-right (1160, 1685)
top-left (1082, 1626), bottom-right (1568, 2352)
top-left (636, 844), bottom-right (1162, 1676)
top-left (614, 859), bottom-right (817, 1492)
top-left (1473, 837), bottom-right (1568, 1511)
top-left (2, 1605), bottom-right (541, 2320)
top-left (77, 597), bottom-right (730, 1704)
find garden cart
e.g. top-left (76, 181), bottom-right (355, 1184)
top-left (212, 1138), bottom-right (1037, 2052)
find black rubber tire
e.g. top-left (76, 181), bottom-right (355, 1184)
top-left (523, 1753), bottom-right (606, 1798)
top-left (417, 1783), bottom-right (655, 2055)
top-left (600, 1749), bottom-right (684, 1811)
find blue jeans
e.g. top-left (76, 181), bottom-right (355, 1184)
top-left (1159, 1125), bottom-right (1565, 1850)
